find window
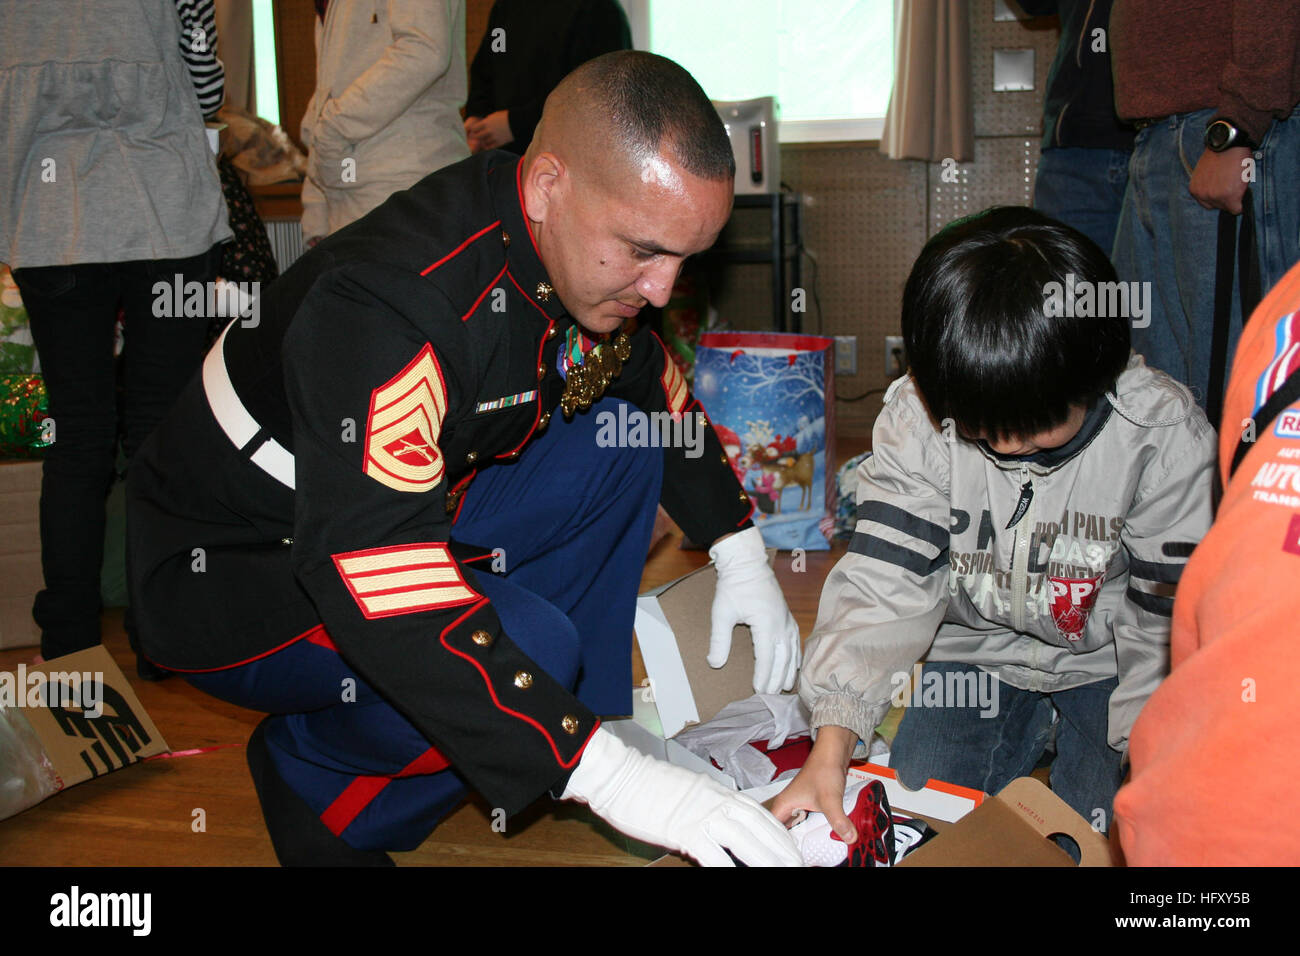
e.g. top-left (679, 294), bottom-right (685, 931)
top-left (251, 0), bottom-right (281, 126)
top-left (622, 0), bottom-right (895, 143)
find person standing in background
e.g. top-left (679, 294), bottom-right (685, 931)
top-left (1019, 0), bottom-right (1133, 257)
top-left (1109, 1), bottom-right (1300, 416)
top-left (301, 1), bottom-right (469, 243)
top-left (0, 0), bottom-right (231, 663)
top-left (1113, 258), bottom-right (1300, 865)
top-left (464, 0), bottom-right (632, 155)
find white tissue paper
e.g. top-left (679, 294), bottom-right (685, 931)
top-left (675, 693), bottom-right (811, 789)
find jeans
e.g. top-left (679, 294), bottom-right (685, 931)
top-left (889, 661), bottom-right (1125, 834)
top-left (1112, 106), bottom-right (1300, 415)
top-left (1034, 146), bottom-right (1132, 256)
top-left (12, 247), bottom-right (221, 658)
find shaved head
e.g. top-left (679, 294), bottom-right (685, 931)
top-left (519, 52), bottom-right (734, 336)
top-left (524, 51), bottom-right (735, 194)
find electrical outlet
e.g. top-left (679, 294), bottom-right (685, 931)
top-left (834, 336), bottom-right (857, 377)
top-left (885, 335), bottom-right (905, 378)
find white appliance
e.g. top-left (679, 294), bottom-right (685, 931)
top-left (713, 96), bottom-right (780, 195)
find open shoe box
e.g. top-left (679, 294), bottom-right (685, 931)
top-left (848, 762), bottom-right (1113, 866)
top-left (613, 560), bottom-right (774, 788)
top-left (650, 760), bottom-right (1112, 867)
top-left (629, 562), bottom-right (1114, 866)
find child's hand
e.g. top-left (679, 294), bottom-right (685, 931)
top-left (770, 725), bottom-right (858, 841)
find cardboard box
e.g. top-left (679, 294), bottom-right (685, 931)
top-left (0, 459), bottom-right (42, 649)
top-left (623, 557), bottom-right (792, 790)
top-left (603, 696), bottom-right (734, 788)
top-left (633, 560), bottom-right (773, 739)
top-left (846, 760), bottom-right (985, 826)
top-left (806, 762), bottom-right (1110, 866)
top-left (0, 645), bottom-right (169, 820)
top-left (655, 764), bottom-right (1111, 867)
top-left (897, 774), bottom-right (1113, 867)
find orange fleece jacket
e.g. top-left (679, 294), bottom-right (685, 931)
top-left (1114, 261), bottom-right (1300, 865)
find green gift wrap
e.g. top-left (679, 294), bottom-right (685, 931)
top-left (0, 374), bottom-right (51, 459)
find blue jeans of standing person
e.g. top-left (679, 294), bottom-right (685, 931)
top-left (889, 661), bottom-right (1125, 833)
top-left (1112, 106), bottom-right (1300, 417)
top-left (1033, 146), bottom-right (1132, 257)
top-left (183, 397), bottom-right (664, 852)
top-left (12, 247), bottom-right (221, 659)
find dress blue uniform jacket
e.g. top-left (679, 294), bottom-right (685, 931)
top-left (128, 150), bottom-right (754, 813)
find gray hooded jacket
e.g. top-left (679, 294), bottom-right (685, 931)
top-left (801, 353), bottom-right (1215, 753)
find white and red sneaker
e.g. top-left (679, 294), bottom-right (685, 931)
top-left (789, 777), bottom-right (895, 867)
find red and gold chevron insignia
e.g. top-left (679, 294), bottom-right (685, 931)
top-left (364, 344), bottom-right (448, 492)
top-left (660, 343), bottom-right (689, 414)
top-left (333, 543), bottom-right (479, 618)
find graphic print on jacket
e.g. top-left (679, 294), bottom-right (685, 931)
top-left (948, 503), bottom-right (1123, 644)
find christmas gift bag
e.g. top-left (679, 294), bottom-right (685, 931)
top-left (694, 332), bottom-right (836, 550)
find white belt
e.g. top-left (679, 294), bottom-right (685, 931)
top-left (201, 321), bottom-right (296, 490)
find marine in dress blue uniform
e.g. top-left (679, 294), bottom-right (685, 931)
top-left (126, 148), bottom-right (758, 861)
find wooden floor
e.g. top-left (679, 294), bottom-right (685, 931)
top-left (0, 522), bottom-right (849, 867)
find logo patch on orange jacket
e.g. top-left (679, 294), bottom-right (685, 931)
top-left (364, 344), bottom-right (448, 492)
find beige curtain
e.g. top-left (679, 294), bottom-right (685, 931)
top-left (215, 0), bottom-right (255, 114)
top-left (879, 0), bottom-right (974, 162)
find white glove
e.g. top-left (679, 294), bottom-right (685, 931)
top-left (708, 527), bottom-right (800, 694)
top-left (562, 727), bottom-right (802, 867)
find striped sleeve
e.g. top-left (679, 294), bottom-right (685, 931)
top-left (174, 0), bottom-right (225, 118)
top-left (799, 381), bottom-right (953, 742)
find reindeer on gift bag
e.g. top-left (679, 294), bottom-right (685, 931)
top-left (742, 444), bottom-right (815, 514)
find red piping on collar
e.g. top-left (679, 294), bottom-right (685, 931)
top-left (420, 220), bottom-right (502, 276)
top-left (515, 157), bottom-right (545, 261)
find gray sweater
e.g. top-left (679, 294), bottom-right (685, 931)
top-left (0, 0), bottom-right (231, 270)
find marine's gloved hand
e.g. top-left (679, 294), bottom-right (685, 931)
top-left (708, 526), bottom-right (801, 693)
top-left (562, 727), bottom-right (802, 867)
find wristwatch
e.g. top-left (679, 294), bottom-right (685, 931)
top-left (1204, 118), bottom-right (1256, 152)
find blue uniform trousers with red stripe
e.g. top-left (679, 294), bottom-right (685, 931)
top-left (183, 398), bottom-right (663, 851)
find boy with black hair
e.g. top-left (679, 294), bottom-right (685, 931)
top-left (773, 206), bottom-right (1215, 843)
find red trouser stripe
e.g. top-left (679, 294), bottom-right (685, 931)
top-left (319, 746), bottom-right (452, 837)
top-left (302, 625), bottom-right (454, 836)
